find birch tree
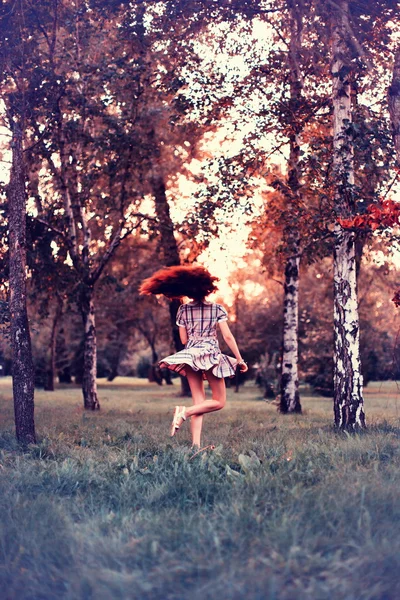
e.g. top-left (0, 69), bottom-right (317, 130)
top-left (331, 0), bottom-right (365, 429)
top-left (279, 0), bottom-right (305, 414)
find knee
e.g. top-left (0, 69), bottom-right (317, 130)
top-left (214, 398), bottom-right (226, 410)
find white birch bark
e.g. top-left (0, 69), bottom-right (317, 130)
top-left (80, 288), bottom-right (100, 410)
top-left (281, 253), bottom-right (301, 412)
top-left (280, 1), bottom-right (302, 413)
top-left (332, 0), bottom-right (365, 429)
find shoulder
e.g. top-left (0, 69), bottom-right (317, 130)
top-left (214, 303), bottom-right (227, 312)
top-left (177, 303), bottom-right (191, 315)
top-left (214, 303), bottom-right (229, 321)
top-left (176, 303), bottom-right (187, 326)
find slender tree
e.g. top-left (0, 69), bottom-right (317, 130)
top-left (0, 0), bottom-right (38, 444)
top-left (331, 0), bottom-right (365, 429)
top-left (279, 0), bottom-right (304, 414)
top-left (7, 120), bottom-right (36, 444)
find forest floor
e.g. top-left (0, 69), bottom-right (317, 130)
top-left (0, 377), bottom-right (400, 600)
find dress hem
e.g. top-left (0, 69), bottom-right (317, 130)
top-left (159, 358), bottom-right (237, 380)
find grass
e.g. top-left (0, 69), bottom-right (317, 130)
top-left (0, 377), bottom-right (400, 599)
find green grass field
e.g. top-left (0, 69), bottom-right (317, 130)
top-left (1, 377), bottom-right (400, 600)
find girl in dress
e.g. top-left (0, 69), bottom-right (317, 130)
top-left (140, 265), bottom-right (248, 447)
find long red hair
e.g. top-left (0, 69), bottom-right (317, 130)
top-left (140, 265), bottom-right (219, 300)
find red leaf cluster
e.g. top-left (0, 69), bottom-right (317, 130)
top-left (339, 200), bottom-right (400, 231)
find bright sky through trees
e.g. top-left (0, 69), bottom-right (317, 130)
top-left (164, 15), bottom-right (400, 303)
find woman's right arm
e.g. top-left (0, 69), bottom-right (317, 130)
top-left (179, 325), bottom-right (188, 345)
top-left (176, 305), bottom-right (188, 345)
top-left (218, 321), bottom-right (248, 372)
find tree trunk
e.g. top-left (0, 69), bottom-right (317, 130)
top-left (79, 285), bottom-right (100, 410)
top-left (152, 174), bottom-right (191, 396)
top-left (56, 327), bottom-right (72, 383)
top-left (148, 342), bottom-right (163, 385)
top-left (332, 0), bottom-right (365, 430)
top-left (280, 252), bottom-right (301, 413)
top-left (280, 1), bottom-right (302, 414)
top-left (8, 122), bottom-right (36, 445)
top-left (107, 341), bottom-right (123, 381)
top-left (152, 175), bottom-right (181, 266)
top-left (45, 295), bottom-right (63, 391)
top-left (388, 47), bottom-right (400, 164)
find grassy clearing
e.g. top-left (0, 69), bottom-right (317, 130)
top-left (0, 377), bottom-right (400, 600)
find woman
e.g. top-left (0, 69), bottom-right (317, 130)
top-left (140, 265), bottom-right (248, 447)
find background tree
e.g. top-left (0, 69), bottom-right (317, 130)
top-left (388, 47), bottom-right (400, 164)
top-left (0, 0), bottom-right (37, 444)
top-left (21, 1), bottom-right (162, 409)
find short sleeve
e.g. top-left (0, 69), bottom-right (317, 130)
top-left (176, 304), bottom-right (186, 327)
top-left (216, 304), bottom-right (228, 322)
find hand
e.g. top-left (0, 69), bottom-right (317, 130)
top-left (237, 360), bottom-right (248, 373)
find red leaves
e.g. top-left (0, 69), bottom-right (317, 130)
top-left (338, 200), bottom-right (400, 231)
top-left (337, 199), bottom-right (400, 309)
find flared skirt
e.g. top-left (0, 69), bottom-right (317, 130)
top-left (159, 339), bottom-right (237, 379)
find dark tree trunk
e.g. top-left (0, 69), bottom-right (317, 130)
top-left (388, 47), bottom-right (400, 164)
top-left (280, 1), bottom-right (302, 414)
top-left (107, 342), bottom-right (123, 381)
top-left (162, 367), bottom-right (173, 385)
top-left (79, 284), bottom-right (100, 410)
top-left (44, 295), bottom-right (63, 391)
top-left (58, 368), bottom-right (72, 384)
top-left (331, 0), bottom-right (365, 430)
top-left (148, 343), bottom-right (163, 385)
top-left (152, 175), bottom-right (181, 266)
top-left (8, 122), bottom-right (36, 445)
top-left (56, 327), bottom-right (72, 383)
top-left (152, 174), bottom-right (191, 397)
top-left (107, 365), bottom-right (119, 382)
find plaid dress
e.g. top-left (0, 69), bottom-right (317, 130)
top-left (159, 301), bottom-right (237, 379)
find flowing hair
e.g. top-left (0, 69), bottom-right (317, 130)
top-left (139, 265), bottom-right (219, 300)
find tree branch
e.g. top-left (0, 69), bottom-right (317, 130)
top-left (89, 214), bottom-right (153, 285)
top-left (33, 217), bottom-right (68, 242)
top-left (325, 0), bottom-right (373, 72)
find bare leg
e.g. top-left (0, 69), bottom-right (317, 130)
top-left (173, 368), bottom-right (226, 442)
top-left (185, 366), bottom-right (205, 447)
top-left (184, 369), bottom-right (226, 417)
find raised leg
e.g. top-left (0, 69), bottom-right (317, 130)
top-left (173, 368), bottom-right (227, 444)
top-left (185, 369), bottom-right (226, 417)
top-left (185, 366), bottom-right (205, 447)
